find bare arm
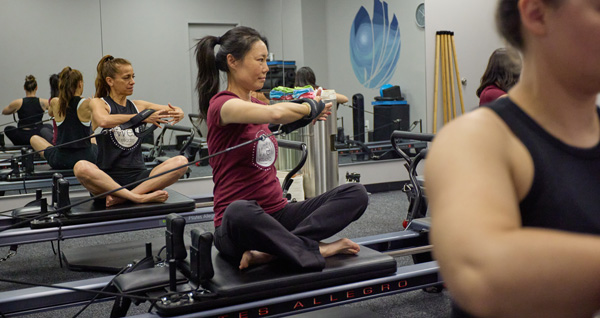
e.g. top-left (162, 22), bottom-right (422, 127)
top-left (48, 97), bottom-right (58, 118)
top-left (132, 100), bottom-right (184, 125)
top-left (2, 99), bottom-right (22, 115)
top-left (76, 98), bottom-right (92, 123)
top-left (220, 99), bottom-right (330, 126)
top-left (427, 109), bottom-right (600, 318)
top-left (40, 98), bottom-right (49, 111)
top-left (336, 93), bottom-right (349, 104)
top-left (91, 98), bottom-right (175, 129)
top-left (90, 98), bottom-right (135, 129)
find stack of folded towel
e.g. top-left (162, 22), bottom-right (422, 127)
top-left (292, 85), bottom-right (315, 99)
top-left (269, 86), bottom-right (294, 100)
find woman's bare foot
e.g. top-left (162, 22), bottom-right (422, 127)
top-left (106, 190), bottom-right (169, 208)
top-left (319, 238), bottom-right (360, 258)
top-left (106, 194), bottom-right (127, 207)
top-left (239, 250), bottom-right (274, 270)
top-left (137, 190), bottom-right (169, 204)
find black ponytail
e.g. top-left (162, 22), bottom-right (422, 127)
top-left (57, 67), bottom-right (83, 117)
top-left (195, 36), bottom-right (221, 120)
top-left (195, 26), bottom-right (269, 120)
top-left (49, 74), bottom-right (59, 98)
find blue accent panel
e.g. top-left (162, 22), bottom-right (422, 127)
top-left (267, 61), bottom-right (296, 66)
top-left (371, 100), bottom-right (408, 106)
top-left (350, 6), bottom-right (373, 85)
top-left (350, 0), bottom-right (402, 89)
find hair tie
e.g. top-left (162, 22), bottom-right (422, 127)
top-left (215, 36), bottom-right (221, 45)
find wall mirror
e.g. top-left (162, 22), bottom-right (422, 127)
top-left (0, 0), bottom-right (426, 181)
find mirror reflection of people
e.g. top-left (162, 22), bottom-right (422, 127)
top-left (74, 55), bottom-right (188, 208)
top-left (476, 48), bottom-right (521, 106)
top-left (195, 26), bottom-right (367, 271)
top-left (2, 75), bottom-right (53, 146)
top-left (295, 66), bottom-right (349, 104)
top-left (428, 0), bottom-right (600, 317)
top-left (30, 67), bottom-right (98, 170)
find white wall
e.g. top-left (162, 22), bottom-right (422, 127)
top-left (0, 0), bottom-right (278, 140)
top-left (301, 0), bottom-right (330, 90)
top-left (100, 0), bottom-right (269, 125)
top-left (308, 0), bottom-right (427, 138)
top-left (262, 0), bottom-right (285, 61)
top-left (0, 0), bottom-right (102, 126)
top-left (1, 0), bottom-right (503, 142)
top-left (424, 0), bottom-right (504, 132)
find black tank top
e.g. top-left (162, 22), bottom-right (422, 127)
top-left (55, 97), bottom-right (92, 149)
top-left (96, 96), bottom-right (145, 171)
top-left (452, 98), bottom-right (600, 318)
top-left (17, 97), bottom-right (44, 128)
top-left (487, 98), bottom-right (600, 233)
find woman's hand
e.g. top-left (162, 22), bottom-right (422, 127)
top-left (166, 103), bottom-right (184, 124)
top-left (313, 101), bottom-right (332, 124)
top-left (311, 93), bottom-right (332, 124)
top-left (143, 109), bottom-right (171, 128)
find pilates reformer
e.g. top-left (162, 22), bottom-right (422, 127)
top-left (0, 123), bottom-right (197, 181)
top-left (0, 137), bottom-right (307, 268)
top-left (0, 110), bottom-right (200, 265)
top-left (2, 137), bottom-right (305, 229)
top-left (0, 214), bottom-right (439, 318)
top-left (0, 121), bottom-right (199, 197)
top-left (0, 130), bottom-right (440, 317)
top-left (0, 134), bottom-right (335, 315)
top-left (141, 123), bottom-right (199, 164)
top-left (390, 130), bottom-right (435, 229)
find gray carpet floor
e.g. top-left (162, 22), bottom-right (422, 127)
top-left (0, 189), bottom-right (451, 318)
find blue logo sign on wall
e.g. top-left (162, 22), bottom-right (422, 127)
top-left (350, 0), bottom-right (401, 89)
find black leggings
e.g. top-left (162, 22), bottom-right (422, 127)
top-left (214, 183), bottom-right (369, 270)
top-left (4, 124), bottom-right (53, 146)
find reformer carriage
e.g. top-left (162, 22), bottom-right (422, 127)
top-left (0, 130), bottom-right (437, 317)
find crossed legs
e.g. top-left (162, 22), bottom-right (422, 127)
top-left (73, 155), bottom-right (188, 207)
top-left (215, 183), bottom-right (369, 270)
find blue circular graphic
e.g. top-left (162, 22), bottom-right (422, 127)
top-left (350, 0), bottom-right (402, 89)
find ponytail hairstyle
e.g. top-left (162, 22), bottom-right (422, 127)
top-left (95, 54), bottom-right (131, 98)
top-left (496, 0), bottom-right (563, 51)
top-left (49, 74), bottom-right (59, 98)
top-left (57, 67), bottom-right (83, 117)
top-left (24, 75), bottom-right (37, 92)
top-left (195, 26), bottom-right (268, 119)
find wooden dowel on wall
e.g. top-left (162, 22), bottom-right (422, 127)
top-left (446, 32), bottom-right (457, 119)
top-left (451, 33), bottom-right (465, 115)
top-left (433, 33), bottom-right (441, 133)
top-left (441, 33), bottom-right (449, 124)
top-left (433, 30), bottom-right (464, 131)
